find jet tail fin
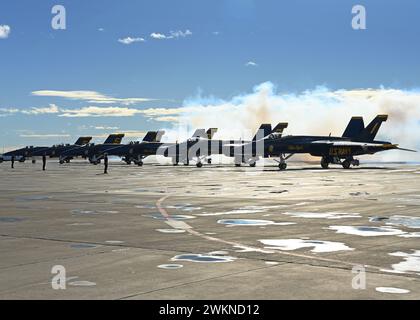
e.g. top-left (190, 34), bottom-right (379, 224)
top-left (342, 117), bottom-right (365, 138)
top-left (191, 129), bottom-right (206, 138)
top-left (252, 124), bottom-right (272, 141)
top-left (272, 122), bottom-right (288, 135)
top-left (355, 115), bottom-right (388, 142)
top-left (155, 130), bottom-right (165, 142)
top-left (142, 131), bottom-right (158, 142)
top-left (206, 128), bottom-right (218, 139)
top-left (74, 136), bottom-right (92, 145)
top-left (103, 133), bottom-right (124, 144)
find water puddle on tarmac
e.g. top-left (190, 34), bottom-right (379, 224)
top-left (370, 215), bottom-right (420, 229)
top-left (0, 217), bottom-right (25, 223)
top-left (282, 212), bottom-right (361, 219)
top-left (156, 229), bottom-right (186, 234)
top-left (158, 264), bottom-right (183, 269)
top-left (259, 239), bottom-right (353, 253)
top-left (70, 243), bottom-right (98, 249)
top-left (67, 222), bottom-right (94, 226)
top-left (165, 204), bottom-right (202, 212)
top-left (382, 250), bottom-right (420, 275)
top-left (145, 213), bottom-right (196, 220)
top-left (217, 219), bottom-right (295, 226)
top-left (71, 209), bottom-right (118, 215)
top-left (105, 240), bottom-right (125, 244)
top-left (376, 287), bottom-right (410, 294)
top-left (327, 226), bottom-right (405, 237)
top-left (198, 205), bottom-right (284, 217)
top-left (68, 281), bottom-right (96, 287)
top-left (16, 195), bottom-right (51, 201)
top-left (171, 254), bottom-right (236, 263)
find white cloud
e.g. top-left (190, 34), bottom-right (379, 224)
top-left (98, 28), bottom-right (104, 32)
top-left (31, 90), bottom-right (153, 105)
top-left (150, 32), bottom-right (167, 40)
top-left (212, 31), bottom-right (220, 36)
top-left (150, 30), bottom-right (192, 40)
top-left (93, 126), bottom-right (120, 130)
top-left (169, 29), bottom-right (192, 38)
top-left (0, 104), bottom-right (59, 116)
top-left (245, 61), bottom-right (258, 67)
top-left (118, 36), bottom-right (145, 44)
top-left (59, 106), bottom-right (142, 117)
top-left (19, 134), bottom-right (71, 138)
top-left (0, 25), bottom-right (11, 39)
top-left (22, 104), bottom-right (60, 115)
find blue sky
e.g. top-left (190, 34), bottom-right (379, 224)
top-left (1, 0), bottom-right (420, 149)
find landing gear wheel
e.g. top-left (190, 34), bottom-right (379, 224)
top-left (279, 162), bottom-right (287, 171)
top-left (207, 159), bottom-right (212, 164)
top-left (234, 163), bottom-right (241, 167)
top-left (137, 161), bottom-right (143, 167)
top-left (65, 159), bottom-right (70, 163)
top-left (249, 160), bottom-right (256, 167)
top-left (32, 159), bottom-right (36, 164)
top-left (342, 160), bottom-right (351, 169)
top-left (196, 162), bottom-right (203, 168)
top-left (321, 158), bottom-right (329, 169)
top-left (59, 159), bottom-right (64, 164)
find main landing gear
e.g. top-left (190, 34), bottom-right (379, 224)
top-left (320, 156), bottom-right (360, 169)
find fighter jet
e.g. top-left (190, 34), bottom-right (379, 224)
top-left (29, 136), bottom-right (92, 163)
top-left (259, 115), bottom-right (415, 170)
top-left (162, 128), bottom-right (225, 167)
top-left (59, 134), bottom-right (124, 165)
top-left (0, 145), bottom-right (49, 163)
top-left (103, 131), bottom-right (167, 166)
top-left (223, 123), bottom-right (289, 167)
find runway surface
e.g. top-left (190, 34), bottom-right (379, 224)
top-left (1, 160), bottom-right (420, 299)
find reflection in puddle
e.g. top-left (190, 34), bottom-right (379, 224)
top-left (158, 264), bottom-right (183, 269)
top-left (376, 287), bottom-right (410, 294)
top-left (327, 226), bottom-right (405, 237)
top-left (172, 254), bottom-right (236, 263)
top-left (145, 213), bottom-right (195, 220)
top-left (217, 219), bottom-right (295, 226)
top-left (259, 239), bottom-right (353, 253)
top-left (68, 281), bottom-right (96, 287)
top-left (382, 250), bottom-right (420, 275)
top-left (105, 240), bottom-right (125, 244)
top-left (156, 229), bottom-right (186, 233)
top-left (282, 212), bottom-right (361, 219)
top-left (399, 232), bottom-right (420, 238)
top-left (71, 209), bottom-right (118, 215)
top-left (135, 204), bottom-right (156, 209)
top-left (165, 204), bottom-right (202, 212)
top-left (0, 217), bottom-right (25, 223)
top-left (370, 215), bottom-right (420, 229)
top-left (198, 205), bottom-right (284, 217)
top-left (16, 195), bottom-right (51, 201)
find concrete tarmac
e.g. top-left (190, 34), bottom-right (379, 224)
top-left (0, 160), bottom-right (420, 299)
